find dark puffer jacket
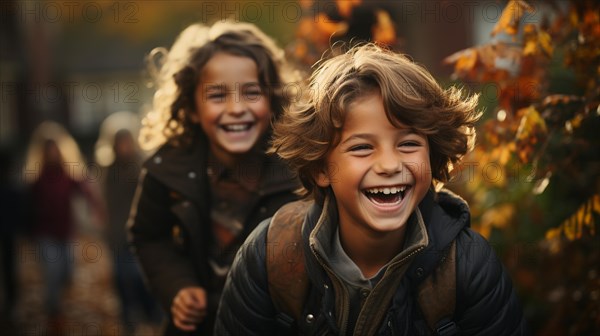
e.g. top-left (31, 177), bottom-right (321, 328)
top-left (215, 190), bottom-right (529, 335)
top-left (128, 136), bottom-right (299, 335)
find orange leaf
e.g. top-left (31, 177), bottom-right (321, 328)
top-left (545, 227), bottom-right (561, 240)
top-left (523, 39), bottom-right (537, 56)
top-left (522, 24), bottom-right (554, 58)
top-left (499, 146), bottom-right (512, 165)
top-left (538, 31), bottom-right (554, 57)
top-left (336, 0), bottom-right (362, 18)
top-left (593, 194), bottom-right (600, 213)
top-left (480, 204), bottom-right (516, 230)
top-left (491, 0), bottom-right (534, 36)
top-left (372, 10), bottom-right (397, 45)
top-left (515, 106), bottom-right (547, 163)
top-left (444, 47), bottom-right (478, 74)
top-left (563, 216), bottom-right (577, 240)
top-left (516, 106), bottom-right (547, 141)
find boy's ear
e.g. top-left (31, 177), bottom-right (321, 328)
top-left (189, 111), bottom-right (200, 124)
top-left (316, 169), bottom-right (331, 188)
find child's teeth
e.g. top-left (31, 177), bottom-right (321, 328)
top-left (224, 124), bottom-right (250, 131)
top-left (366, 186), bottom-right (407, 194)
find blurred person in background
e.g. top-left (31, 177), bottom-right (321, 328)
top-left (128, 21), bottom-right (300, 335)
top-left (95, 112), bottom-right (162, 333)
top-left (0, 147), bottom-right (24, 333)
top-left (24, 121), bottom-right (104, 335)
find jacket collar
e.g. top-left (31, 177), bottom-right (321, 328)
top-left (405, 188), bottom-right (471, 283)
top-left (307, 194), bottom-right (428, 273)
top-left (144, 136), bottom-right (297, 205)
top-left (302, 188), bottom-right (471, 286)
top-left (418, 188), bottom-right (470, 253)
top-left (144, 137), bottom-right (207, 205)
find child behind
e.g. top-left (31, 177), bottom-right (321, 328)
top-left (128, 22), bottom-right (299, 335)
top-left (216, 44), bottom-right (528, 335)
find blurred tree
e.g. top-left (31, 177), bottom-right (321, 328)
top-left (286, 0), bottom-right (399, 69)
top-left (444, 0), bottom-right (600, 334)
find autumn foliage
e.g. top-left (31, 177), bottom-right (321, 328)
top-left (444, 0), bottom-right (600, 333)
top-left (290, 0), bottom-right (599, 333)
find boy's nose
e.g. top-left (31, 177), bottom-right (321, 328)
top-left (226, 93), bottom-right (247, 115)
top-left (374, 152), bottom-right (402, 176)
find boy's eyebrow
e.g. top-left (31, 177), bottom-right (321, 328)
top-left (204, 83), bottom-right (226, 91)
top-left (204, 82), bottom-right (261, 90)
top-left (341, 129), bottom-right (415, 144)
top-left (241, 82), bottom-right (262, 88)
top-left (340, 133), bottom-right (375, 145)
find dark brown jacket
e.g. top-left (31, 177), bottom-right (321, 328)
top-left (128, 136), bottom-right (298, 335)
top-left (215, 190), bottom-right (529, 335)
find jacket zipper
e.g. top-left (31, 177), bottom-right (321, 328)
top-left (311, 243), bottom-right (426, 335)
top-left (357, 244), bottom-right (425, 335)
top-left (310, 243), bottom-right (351, 335)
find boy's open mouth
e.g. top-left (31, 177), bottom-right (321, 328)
top-left (220, 122), bottom-right (254, 133)
top-left (363, 185), bottom-right (410, 205)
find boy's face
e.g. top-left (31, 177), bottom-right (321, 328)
top-left (317, 93), bottom-right (432, 236)
top-left (193, 52), bottom-right (271, 162)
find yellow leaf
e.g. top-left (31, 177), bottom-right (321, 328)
top-left (444, 48), bottom-right (478, 76)
top-left (560, 195), bottom-right (599, 240)
top-left (478, 225), bottom-right (492, 239)
top-left (570, 113), bottom-right (585, 129)
top-left (584, 198), bottom-right (597, 235)
top-left (523, 39), bottom-right (537, 55)
top-left (372, 10), bottom-right (397, 45)
top-left (576, 202), bottom-right (586, 232)
top-left (583, 203), bottom-right (595, 235)
top-left (499, 145), bottom-right (512, 165)
top-left (516, 106), bottom-right (547, 141)
top-left (569, 7), bottom-right (579, 27)
top-left (563, 217), bottom-right (577, 240)
top-left (584, 201), bottom-right (592, 226)
top-left (480, 204), bottom-right (515, 230)
top-left (336, 0), bottom-right (362, 18)
top-left (593, 194), bottom-right (600, 213)
top-left (538, 31), bottom-right (554, 57)
top-left (544, 227), bottom-right (564, 254)
top-left (545, 227), bottom-right (561, 240)
top-left (491, 0), bottom-right (534, 36)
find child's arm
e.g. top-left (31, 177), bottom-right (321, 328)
top-left (128, 172), bottom-right (202, 315)
top-left (215, 219), bottom-right (278, 335)
top-left (455, 229), bottom-right (529, 334)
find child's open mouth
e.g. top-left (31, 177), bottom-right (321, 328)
top-left (363, 185), bottom-right (410, 206)
top-left (221, 122), bottom-right (254, 133)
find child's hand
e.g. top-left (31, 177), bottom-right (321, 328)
top-left (171, 286), bottom-right (207, 331)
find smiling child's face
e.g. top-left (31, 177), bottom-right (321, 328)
top-left (193, 52), bottom-right (272, 163)
top-left (317, 92), bottom-right (432, 237)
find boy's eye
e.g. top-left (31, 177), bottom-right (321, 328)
top-left (244, 90), bottom-right (262, 99)
top-left (207, 93), bottom-right (226, 100)
top-left (243, 85), bottom-right (263, 100)
top-left (399, 141), bottom-right (420, 147)
top-left (348, 144), bottom-right (372, 152)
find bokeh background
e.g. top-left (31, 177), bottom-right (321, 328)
top-left (0, 0), bottom-right (598, 335)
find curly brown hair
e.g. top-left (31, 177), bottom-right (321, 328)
top-left (140, 21), bottom-right (297, 150)
top-left (271, 44), bottom-right (482, 203)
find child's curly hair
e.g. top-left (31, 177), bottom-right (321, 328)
top-left (271, 44), bottom-right (482, 204)
top-left (140, 21), bottom-right (297, 150)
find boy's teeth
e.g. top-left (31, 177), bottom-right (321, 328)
top-left (223, 124), bottom-right (250, 132)
top-left (366, 186), bottom-right (407, 194)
